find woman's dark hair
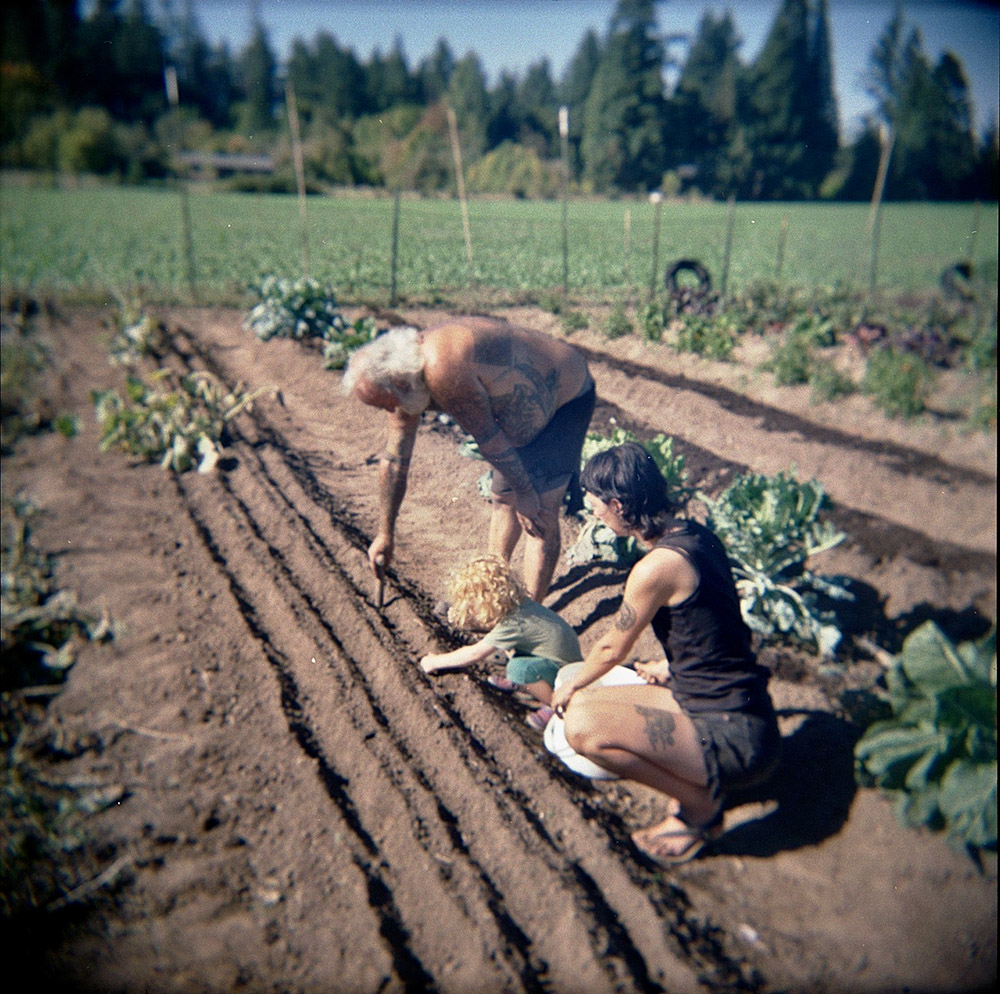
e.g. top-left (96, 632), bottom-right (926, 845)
top-left (580, 442), bottom-right (675, 539)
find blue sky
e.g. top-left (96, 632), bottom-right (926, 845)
top-left (195, 0), bottom-right (1000, 137)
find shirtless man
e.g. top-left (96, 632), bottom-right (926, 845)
top-left (342, 317), bottom-right (595, 601)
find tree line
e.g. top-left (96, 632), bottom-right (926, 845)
top-left (1, 0), bottom-right (996, 201)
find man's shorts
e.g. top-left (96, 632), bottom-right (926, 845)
top-left (690, 709), bottom-right (782, 802)
top-left (491, 381), bottom-right (596, 499)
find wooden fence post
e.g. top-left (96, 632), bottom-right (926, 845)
top-left (446, 105), bottom-right (474, 284)
top-left (390, 190), bottom-right (401, 306)
top-left (722, 195), bottom-right (736, 302)
top-left (649, 191), bottom-right (663, 301)
top-left (559, 105), bottom-right (570, 298)
top-left (164, 65), bottom-right (197, 303)
top-left (284, 78), bottom-right (309, 278)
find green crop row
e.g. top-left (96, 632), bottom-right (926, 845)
top-left (1, 185), bottom-right (997, 305)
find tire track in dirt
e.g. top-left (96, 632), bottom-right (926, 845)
top-left (167, 325), bottom-right (760, 993)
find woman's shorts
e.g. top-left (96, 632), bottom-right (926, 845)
top-left (690, 709), bottom-right (782, 802)
top-left (506, 655), bottom-right (564, 688)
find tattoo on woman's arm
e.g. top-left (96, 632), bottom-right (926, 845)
top-left (614, 602), bottom-right (636, 631)
top-left (636, 705), bottom-right (676, 750)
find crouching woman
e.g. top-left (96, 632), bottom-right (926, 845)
top-left (551, 442), bottom-right (780, 865)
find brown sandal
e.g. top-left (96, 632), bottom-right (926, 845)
top-left (632, 807), bottom-right (724, 867)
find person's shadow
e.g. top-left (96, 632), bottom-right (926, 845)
top-left (714, 708), bottom-right (863, 856)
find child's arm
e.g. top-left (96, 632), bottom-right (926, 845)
top-left (420, 638), bottom-right (503, 675)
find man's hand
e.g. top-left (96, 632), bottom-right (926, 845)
top-left (513, 487), bottom-right (543, 537)
top-left (368, 534), bottom-right (393, 576)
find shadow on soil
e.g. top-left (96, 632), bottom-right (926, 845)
top-left (718, 710), bottom-right (862, 857)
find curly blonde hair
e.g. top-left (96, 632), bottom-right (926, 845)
top-left (446, 554), bottom-right (526, 631)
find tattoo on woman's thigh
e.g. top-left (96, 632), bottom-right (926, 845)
top-left (636, 705), bottom-right (675, 750)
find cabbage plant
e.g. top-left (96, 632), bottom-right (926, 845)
top-left (699, 470), bottom-right (852, 655)
top-left (855, 622), bottom-right (996, 854)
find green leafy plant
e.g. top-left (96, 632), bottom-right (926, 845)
top-left (243, 275), bottom-right (378, 369)
top-left (672, 312), bottom-right (739, 360)
top-left (809, 363), bottom-right (856, 404)
top-left (1, 338), bottom-right (49, 451)
top-left (604, 305), bottom-right (632, 340)
top-left (638, 302), bottom-right (666, 342)
top-left (561, 310), bottom-right (589, 333)
top-left (760, 332), bottom-right (814, 385)
top-left (854, 622), bottom-right (996, 854)
top-left (699, 470), bottom-right (852, 655)
top-left (322, 315), bottom-right (378, 370)
top-left (244, 275), bottom-right (348, 342)
top-left (92, 369), bottom-right (269, 473)
top-left (862, 347), bottom-right (935, 419)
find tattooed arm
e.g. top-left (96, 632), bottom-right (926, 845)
top-left (552, 549), bottom-right (693, 714)
top-left (368, 409), bottom-right (420, 574)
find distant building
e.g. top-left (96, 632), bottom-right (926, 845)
top-left (176, 152), bottom-right (274, 179)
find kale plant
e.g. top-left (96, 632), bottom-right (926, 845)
top-left (700, 470), bottom-right (852, 655)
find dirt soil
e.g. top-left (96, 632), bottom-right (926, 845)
top-left (2, 301), bottom-right (996, 994)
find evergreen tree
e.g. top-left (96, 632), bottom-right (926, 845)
top-left (447, 52), bottom-right (489, 159)
top-left (417, 39), bottom-right (455, 104)
top-left (866, 7), bottom-right (978, 200)
top-left (164, 1), bottom-right (236, 127)
top-left (557, 28), bottom-right (601, 179)
top-left (801, 0), bottom-right (839, 192)
top-left (581, 0), bottom-right (667, 193)
top-left (112, 0), bottom-right (168, 123)
top-left (486, 70), bottom-right (520, 148)
top-left (667, 9), bottom-right (743, 196)
top-left (365, 37), bottom-right (415, 114)
top-left (237, 21), bottom-right (277, 135)
top-left (287, 32), bottom-right (365, 123)
top-left (515, 58), bottom-right (557, 157)
top-left (742, 0), bottom-right (821, 199)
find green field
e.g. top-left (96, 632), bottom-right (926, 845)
top-left (1, 183), bottom-right (996, 306)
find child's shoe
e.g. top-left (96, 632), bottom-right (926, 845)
top-left (525, 706), bottom-right (555, 732)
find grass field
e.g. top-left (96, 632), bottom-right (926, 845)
top-left (1, 182), bottom-right (997, 306)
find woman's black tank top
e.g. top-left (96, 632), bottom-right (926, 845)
top-left (649, 520), bottom-right (772, 715)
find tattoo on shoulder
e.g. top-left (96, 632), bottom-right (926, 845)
top-left (614, 602), bottom-right (636, 631)
top-left (636, 705), bottom-right (676, 751)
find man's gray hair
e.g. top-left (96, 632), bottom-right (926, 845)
top-left (342, 325), bottom-right (430, 415)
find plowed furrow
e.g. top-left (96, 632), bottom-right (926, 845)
top-left (165, 321), bottom-right (768, 992)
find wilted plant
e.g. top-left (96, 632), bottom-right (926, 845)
top-left (108, 312), bottom-right (170, 367)
top-left (1, 496), bottom-right (111, 686)
top-left (854, 621), bottom-right (996, 855)
top-left (92, 369), bottom-right (269, 473)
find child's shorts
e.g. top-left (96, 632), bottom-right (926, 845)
top-left (506, 655), bottom-right (566, 688)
